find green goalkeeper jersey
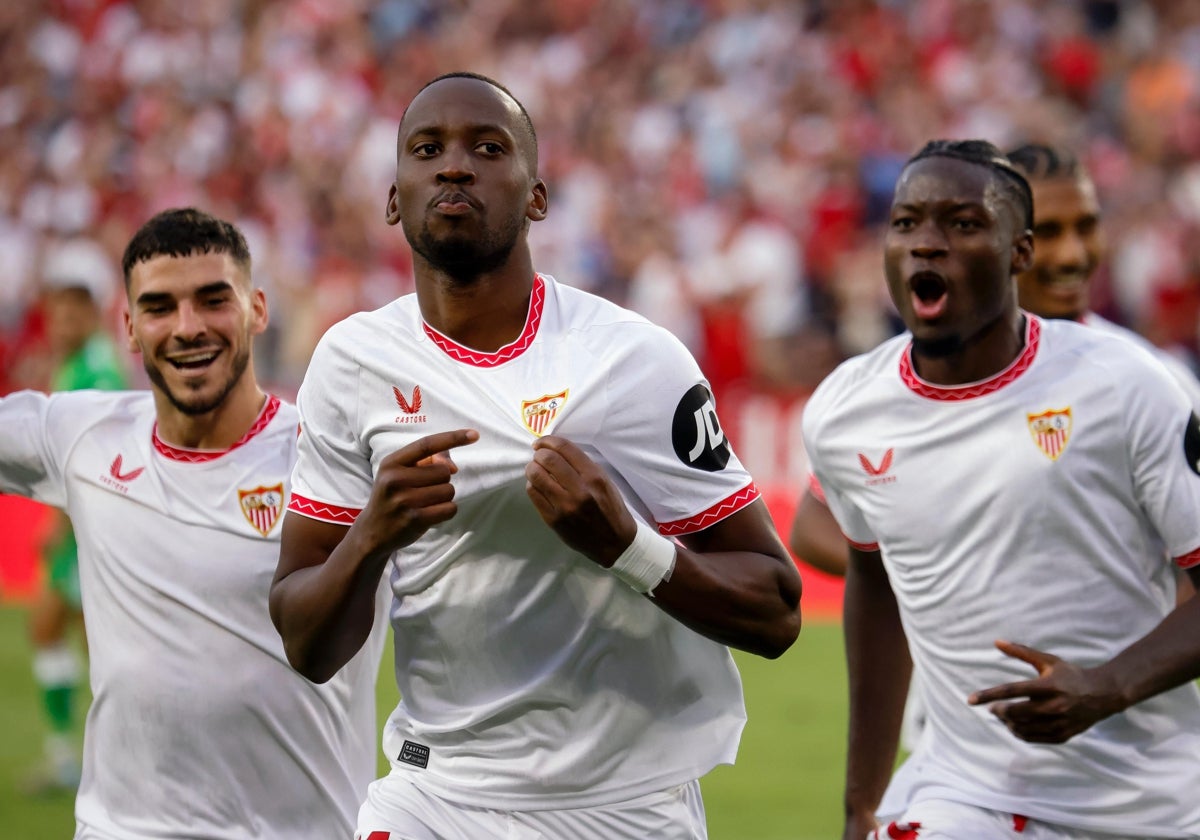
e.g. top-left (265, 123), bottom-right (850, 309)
top-left (52, 332), bottom-right (128, 393)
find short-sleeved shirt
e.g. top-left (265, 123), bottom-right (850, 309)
top-left (803, 314), bottom-right (1200, 837)
top-left (0, 391), bottom-right (386, 840)
top-left (290, 273), bottom-right (759, 809)
top-left (44, 331), bottom-right (129, 601)
top-left (1082, 311), bottom-right (1200, 412)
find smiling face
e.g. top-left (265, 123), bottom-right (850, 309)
top-left (1017, 174), bottom-right (1103, 321)
top-left (386, 76), bottom-right (547, 281)
top-left (124, 251), bottom-right (266, 417)
top-left (885, 156), bottom-right (1032, 356)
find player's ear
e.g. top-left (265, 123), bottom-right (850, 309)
top-left (526, 179), bottom-right (548, 223)
top-left (1011, 229), bottom-right (1033, 276)
top-left (385, 183), bottom-right (401, 227)
top-left (123, 307), bottom-right (139, 355)
top-left (250, 288), bottom-right (269, 336)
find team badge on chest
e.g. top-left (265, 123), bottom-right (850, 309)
top-left (1027, 407), bottom-right (1072, 461)
top-left (521, 390), bottom-right (569, 437)
top-left (238, 484), bottom-right (285, 536)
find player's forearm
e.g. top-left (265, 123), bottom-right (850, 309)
top-left (788, 501), bottom-right (850, 578)
top-left (842, 550), bottom-right (910, 821)
top-left (652, 547), bottom-right (802, 658)
top-left (271, 530), bottom-right (391, 683)
top-left (1091, 579), bottom-right (1200, 712)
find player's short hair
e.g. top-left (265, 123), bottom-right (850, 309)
top-left (121, 207), bottom-right (251, 289)
top-left (906, 139), bottom-right (1034, 231)
top-left (399, 71), bottom-right (539, 171)
top-left (1005, 143), bottom-right (1083, 181)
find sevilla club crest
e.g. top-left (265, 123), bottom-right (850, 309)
top-left (521, 390), bottom-right (569, 437)
top-left (239, 484), bottom-right (285, 536)
top-left (1027, 407), bottom-right (1072, 461)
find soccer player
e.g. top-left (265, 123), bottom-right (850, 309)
top-left (803, 140), bottom-right (1200, 839)
top-left (1007, 142), bottom-right (1200, 413)
top-left (0, 208), bottom-right (386, 839)
top-left (25, 241), bottom-right (128, 794)
top-left (787, 143), bottom-right (1200, 799)
top-left (269, 72), bottom-right (803, 840)
top-left (793, 143), bottom-right (1200, 580)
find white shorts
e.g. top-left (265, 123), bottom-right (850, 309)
top-left (355, 769), bottom-right (708, 840)
top-left (870, 799), bottom-right (1149, 840)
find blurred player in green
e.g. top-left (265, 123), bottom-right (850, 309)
top-left (25, 239), bottom-right (127, 794)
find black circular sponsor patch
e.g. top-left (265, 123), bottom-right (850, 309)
top-left (671, 384), bottom-right (731, 472)
top-left (1184, 412), bottom-right (1200, 476)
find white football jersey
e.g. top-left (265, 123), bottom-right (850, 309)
top-left (290, 273), bottom-right (758, 809)
top-left (1082, 311), bottom-right (1200, 412)
top-left (804, 315), bottom-right (1200, 837)
top-left (0, 391), bottom-right (386, 840)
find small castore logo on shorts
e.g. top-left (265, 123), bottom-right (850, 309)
top-left (398, 740), bottom-right (430, 769)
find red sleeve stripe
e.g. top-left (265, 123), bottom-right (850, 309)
top-left (847, 537), bottom-right (880, 552)
top-left (287, 494), bottom-right (360, 525)
top-left (1175, 546), bottom-right (1200, 569)
top-left (657, 483), bottom-right (760, 536)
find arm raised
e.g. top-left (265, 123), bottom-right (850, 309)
top-left (270, 428), bottom-right (477, 682)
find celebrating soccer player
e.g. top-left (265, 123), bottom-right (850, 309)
top-left (0, 208), bottom-right (387, 838)
top-left (270, 72), bottom-right (802, 840)
top-left (803, 140), bottom-right (1200, 839)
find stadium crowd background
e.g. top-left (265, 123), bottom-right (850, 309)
top-left (3, 0), bottom-right (1200, 474)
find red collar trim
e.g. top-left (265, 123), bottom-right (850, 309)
top-left (423, 274), bottom-right (545, 368)
top-left (900, 316), bottom-right (1040, 401)
top-left (153, 394), bottom-right (281, 463)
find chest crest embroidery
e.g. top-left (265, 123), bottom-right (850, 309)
top-left (521, 390), bottom-right (569, 437)
top-left (1027, 407), bottom-right (1072, 461)
top-left (239, 484), bottom-right (285, 536)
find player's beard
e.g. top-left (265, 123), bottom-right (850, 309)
top-left (144, 343), bottom-right (251, 417)
top-left (408, 213), bottom-right (525, 283)
top-left (911, 333), bottom-right (965, 358)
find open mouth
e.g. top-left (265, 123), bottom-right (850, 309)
top-left (911, 271), bottom-right (946, 301)
top-left (909, 271), bottom-right (948, 319)
top-left (167, 350), bottom-right (219, 371)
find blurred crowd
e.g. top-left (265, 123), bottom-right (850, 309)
top-left (3, 0), bottom-right (1200, 402)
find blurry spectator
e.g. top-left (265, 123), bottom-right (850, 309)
top-left (0, 0), bottom-right (1199, 406)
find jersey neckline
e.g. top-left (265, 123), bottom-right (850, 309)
top-left (899, 315), bottom-right (1040, 401)
top-left (152, 394), bottom-right (282, 463)
top-left (422, 273), bottom-right (545, 368)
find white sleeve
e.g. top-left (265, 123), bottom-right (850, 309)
top-left (801, 381), bottom-right (878, 550)
top-left (1156, 352), bottom-right (1200, 416)
top-left (596, 325), bottom-right (759, 536)
top-left (0, 390), bottom-right (71, 507)
top-left (287, 330), bottom-right (375, 525)
top-left (1123, 358), bottom-right (1200, 566)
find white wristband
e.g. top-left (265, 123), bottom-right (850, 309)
top-left (610, 519), bottom-right (677, 596)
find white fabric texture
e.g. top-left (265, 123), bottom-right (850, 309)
top-left (0, 390), bottom-right (387, 840)
top-left (805, 315), bottom-right (1200, 837)
top-left (291, 273), bottom-right (758, 809)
